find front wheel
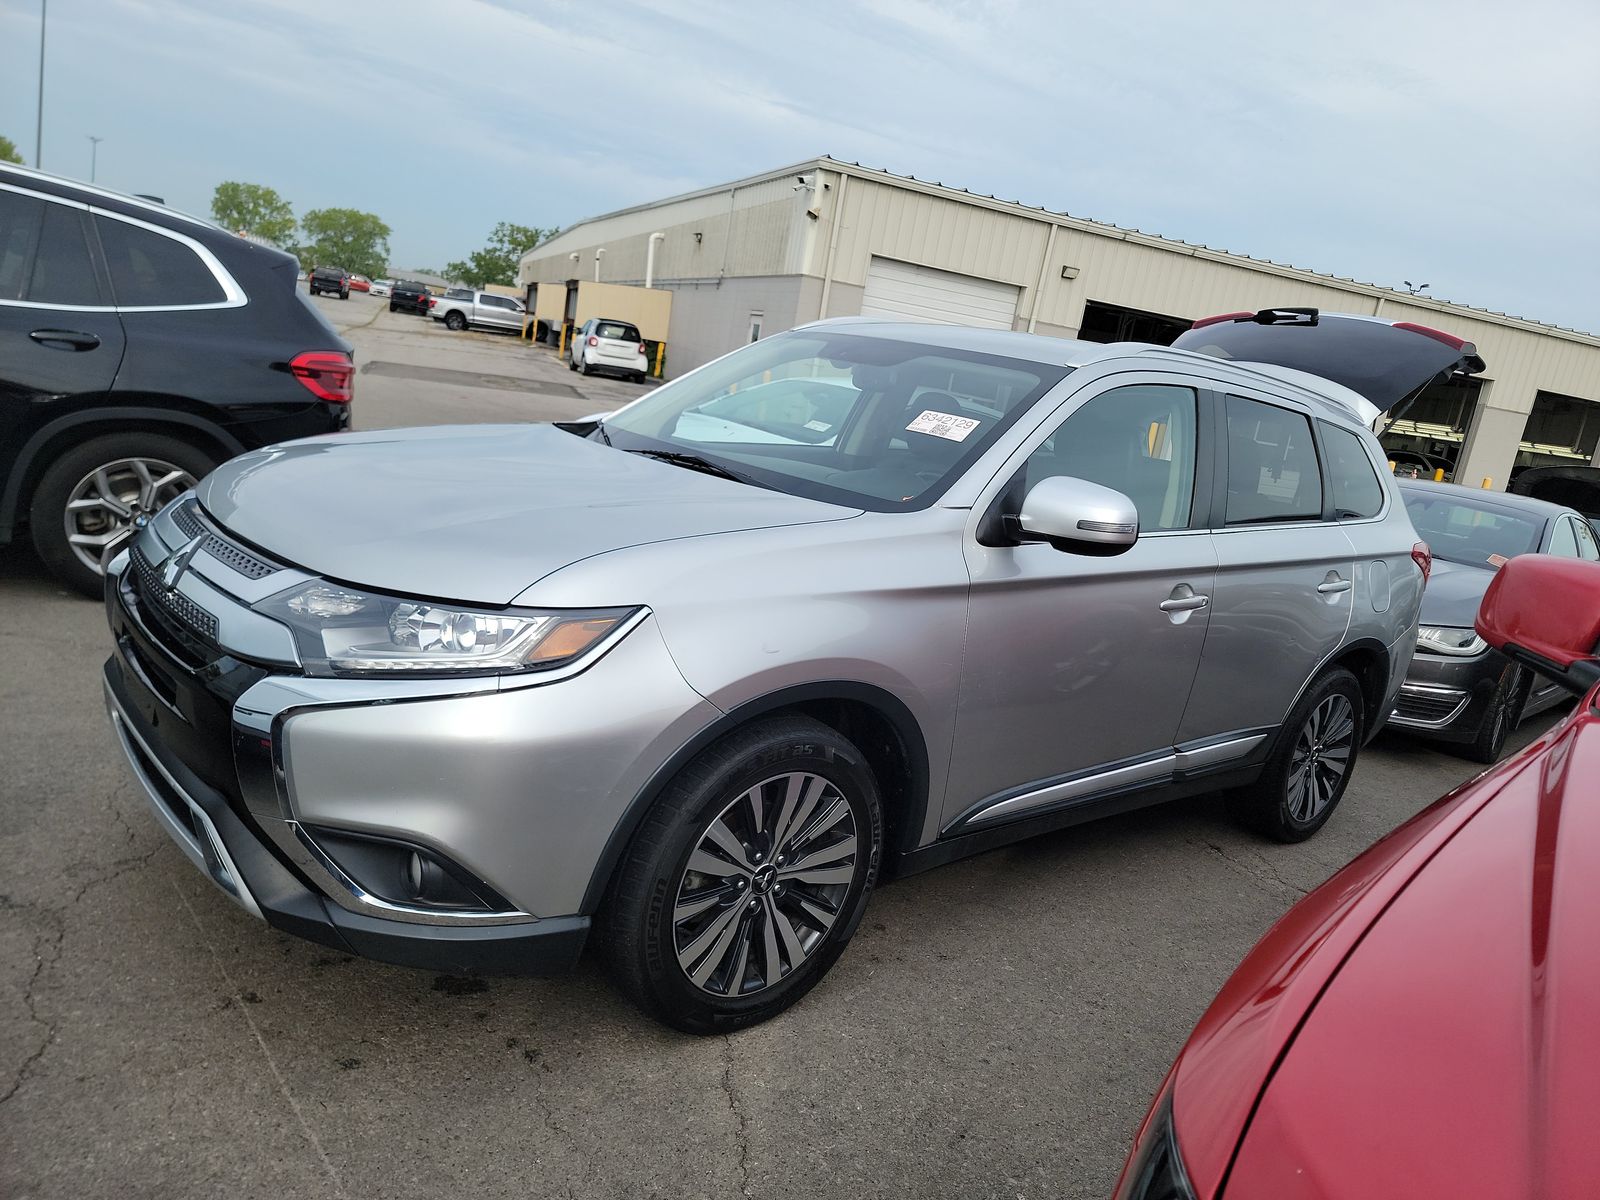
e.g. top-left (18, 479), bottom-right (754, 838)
top-left (1228, 668), bottom-right (1364, 843)
top-left (603, 717), bottom-right (882, 1033)
top-left (1464, 663), bottom-right (1530, 764)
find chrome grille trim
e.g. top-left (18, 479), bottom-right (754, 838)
top-left (130, 546), bottom-right (219, 641)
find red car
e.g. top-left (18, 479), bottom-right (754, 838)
top-left (1115, 552), bottom-right (1600, 1199)
top-left (348, 275), bottom-right (371, 293)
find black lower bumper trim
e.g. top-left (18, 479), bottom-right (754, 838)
top-left (104, 656), bottom-right (590, 976)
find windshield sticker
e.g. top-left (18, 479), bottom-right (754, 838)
top-left (907, 410), bottom-right (981, 441)
top-left (805, 419), bottom-right (833, 432)
top-left (1487, 553), bottom-right (1509, 569)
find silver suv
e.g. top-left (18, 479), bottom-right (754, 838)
top-left (101, 309), bottom-right (1478, 1031)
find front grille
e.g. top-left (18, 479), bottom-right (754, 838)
top-left (169, 499), bottom-right (277, 580)
top-left (1394, 687), bottom-right (1469, 725)
top-left (129, 546), bottom-right (219, 659)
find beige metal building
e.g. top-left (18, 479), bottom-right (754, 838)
top-left (519, 157), bottom-right (1600, 492)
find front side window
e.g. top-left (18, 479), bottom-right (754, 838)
top-left (96, 215), bottom-right (225, 307)
top-left (1322, 423), bottom-right (1385, 519)
top-left (1572, 516), bottom-right (1600, 561)
top-left (1548, 516), bottom-right (1579, 557)
top-left (1019, 384), bottom-right (1198, 531)
top-left (599, 330), bottom-right (1067, 510)
top-left (1225, 395), bottom-right (1322, 523)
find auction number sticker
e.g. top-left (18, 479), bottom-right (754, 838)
top-left (906, 410), bottom-right (981, 441)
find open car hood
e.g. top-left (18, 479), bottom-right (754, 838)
top-left (1171, 309), bottom-right (1486, 416)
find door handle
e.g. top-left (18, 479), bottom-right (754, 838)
top-left (1317, 578), bottom-right (1353, 595)
top-left (30, 329), bottom-right (102, 351)
top-left (1159, 594), bottom-right (1210, 612)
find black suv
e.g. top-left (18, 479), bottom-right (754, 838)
top-left (389, 279), bottom-right (432, 315)
top-left (308, 266), bottom-right (349, 299)
top-left (0, 163), bottom-right (354, 596)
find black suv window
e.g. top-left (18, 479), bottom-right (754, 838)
top-left (1225, 395), bottom-right (1323, 523)
top-left (1022, 384), bottom-right (1198, 531)
top-left (1321, 423), bottom-right (1385, 519)
top-left (0, 192), bottom-right (102, 305)
top-left (95, 215), bottom-right (225, 307)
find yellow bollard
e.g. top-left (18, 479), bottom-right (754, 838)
top-left (654, 343), bottom-right (665, 379)
top-left (1433, 467), bottom-right (1445, 482)
top-left (559, 323), bottom-right (569, 358)
top-left (1481, 477), bottom-right (1493, 489)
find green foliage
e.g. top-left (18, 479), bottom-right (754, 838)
top-left (210, 181), bottom-right (296, 246)
top-left (0, 135), bottom-right (24, 165)
top-left (300, 208), bottom-right (391, 279)
top-left (445, 221), bottom-right (553, 288)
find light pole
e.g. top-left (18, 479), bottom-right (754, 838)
top-left (87, 135), bottom-right (102, 182)
top-left (35, 0), bottom-right (48, 168)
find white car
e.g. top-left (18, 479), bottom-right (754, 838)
top-left (569, 317), bottom-right (649, 382)
top-left (369, 279), bottom-right (393, 298)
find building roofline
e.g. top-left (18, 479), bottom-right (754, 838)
top-left (530, 154), bottom-right (1598, 349)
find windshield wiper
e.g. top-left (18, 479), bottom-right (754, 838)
top-left (626, 448), bottom-right (760, 486)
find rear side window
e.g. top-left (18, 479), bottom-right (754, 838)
top-left (1573, 517), bottom-right (1600, 561)
top-left (596, 321), bottom-right (640, 341)
top-left (1321, 423), bottom-right (1385, 519)
top-left (1548, 517), bottom-right (1579, 557)
top-left (1225, 395), bottom-right (1322, 523)
top-left (96, 215), bottom-right (226, 307)
top-left (0, 191), bottom-right (102, 305)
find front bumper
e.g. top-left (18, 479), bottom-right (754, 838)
top-left (1387, 646), bottom-right (1508, 743)
top-left (101, 499), bottom-right (718, 973)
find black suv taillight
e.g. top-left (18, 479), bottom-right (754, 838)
top-left (289, 350), bottom-right (354, 403)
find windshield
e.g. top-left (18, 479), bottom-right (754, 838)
top-left (1403, 491), bottom-right (1545, 567)
top-left (598, 331), bottom-right (1068, 510)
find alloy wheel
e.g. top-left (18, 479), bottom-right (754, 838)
top-left (1286, 693), bottom-right (1355, 822)
top-left (62, 457), bottom-right (196, 575)
top-left (673, 772), bottom-right (859, 997)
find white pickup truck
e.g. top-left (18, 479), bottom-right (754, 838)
top-left (431, 289), bottom-right (527, 334)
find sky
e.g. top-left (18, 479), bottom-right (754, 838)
top-left (2, 0), bottom-right (1597, 332)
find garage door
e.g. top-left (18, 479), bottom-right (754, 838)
top-left (859, 257), bottom-right (1019, 330)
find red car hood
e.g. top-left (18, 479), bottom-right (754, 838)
top-left (1170, 690), bottom-right (1600, 1198)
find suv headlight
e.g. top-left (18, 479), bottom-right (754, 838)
top-left (1114, 1092), bottom-right (1196, 1200)
top-left (1417, 624), bottom-right (1487, 657)
top-left (257, 582), bottom-right (638, 677)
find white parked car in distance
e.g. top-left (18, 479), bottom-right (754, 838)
top-left (569, 317), bottom-right (649, 382)
top-left (369, 278), bottom-right (393, 298)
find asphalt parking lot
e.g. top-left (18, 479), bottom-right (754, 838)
top-left (0, 297), bottom-right (1568, 1199)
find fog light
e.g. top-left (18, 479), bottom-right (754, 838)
top-left (303, 826), bottom-right (515, 913)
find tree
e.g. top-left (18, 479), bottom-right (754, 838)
top-left (211, 181), bottom-right (296, 246)
top-left (299, 208), bottom-right (391, 279)
top-left (0, 135), bottom-right (23, 165)
top-left (445, 222), bottom-right (553, 288)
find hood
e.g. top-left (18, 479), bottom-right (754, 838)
top-left (1223, 696), bottom-right (1600, 1197)
top-left (197, 424), bottom-right (859, 604)
top-left (1171, 310), bottom-right (1485, 415)
top-left (1417, 556), bottom-right (1494, 628)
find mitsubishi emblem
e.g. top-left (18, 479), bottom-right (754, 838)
top-left (158, 536), bottom-right (204, 592)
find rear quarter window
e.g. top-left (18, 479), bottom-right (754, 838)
top-left (96, 215), bottom-right (226, 307)
top-left (1321, 423), bottom-right (1385, 519)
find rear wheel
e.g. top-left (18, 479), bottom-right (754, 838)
top-left (29, 432), bottom-right (216, 598)
top-left (445, 311), bottom-right (467, 331)
top-left (1228, 668), bottom-right (1364, 842)
top-left (1465, 663), bottom-right (1531, 764)
top-left (603, 717), bottom-right (882, 1033)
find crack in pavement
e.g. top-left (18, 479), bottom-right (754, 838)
top-left (171, 881), bottom-right (349, 1199)
top-left (722, 1035), bottom-right (754, 1198)
top-left (1193, 837), bottom-right (1311, 899)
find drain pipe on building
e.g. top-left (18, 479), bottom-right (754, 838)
top-left (645, 232), bottom-right (665, 288)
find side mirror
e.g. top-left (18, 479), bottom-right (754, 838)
top-left (1476, 555), bottom-right (1600, 696)
top-left (1012, 476), bottom-right (1139, 556)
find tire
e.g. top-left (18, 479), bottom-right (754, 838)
top-left (445, 311), bottom-right (467, 332)
top-left (568, 355), bottom-right (578, 372)
top-left (579, 358), bottom-right (593, 376)
top-left (1228, 667), bottom-right (1364, 843)
top-left (29, 432), bottom-right (217, 599)
top-left (633, 372), bottom-right (648, 384)
top-left (389, 303), bottom-right (397, 312)
top-left (603, 716), bottom-right (882, 1033)
top-left (1464, 663), bottom-right (1531, 764)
